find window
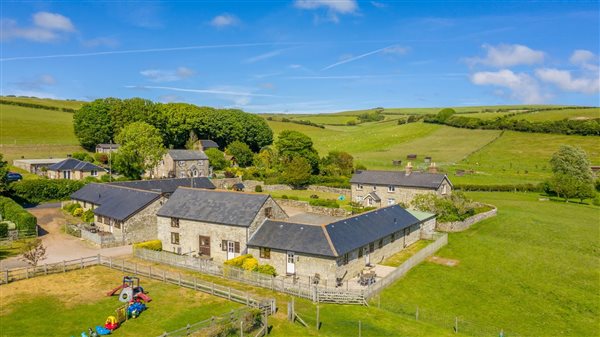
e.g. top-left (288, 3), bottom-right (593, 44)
top-left (388, 185), bottom-right (395, 192)
top-left (356, 184), bottom-right (363, 190)
top-left (355, 195), bottom-right (363, 202)
top-left (387, 198), bottom-right (395, 206)
top-left (378, 239), bottom-right (383, 249)
top-left (342, 253), bottom-right (349, 265)
top-left (358, 247), bottom-right (363, 258)
top-left (264, 207), bottom-right (273, 218)
top-left (178, 161), bottom-right (185, 167)
top-left (192, 169), bottom-right (199, 177)
top-left (369, 242), bottom-right (375, 253)
top-left (367, 198), bottom-right (373, 206)
top-left (91, 170), bottom-right (98, 177)
top-left (442, 184), bottom-right (448, 195)
top-left (171, 232), bottom-right (180, 245)
top-left (179, 172), bottom-right (186, 178)
top-left (171, 218), bottom-right (180, 228)
top-left (113, 220), bottom-right (121, 229)
top-left (372, 185), bottom-right (377, 191)
top-left (199, 160), bottom-right (204, 166)
top-left (260, 247), bottom-right (271, 259)
top-left (391, 232), bottom-right (396, 243)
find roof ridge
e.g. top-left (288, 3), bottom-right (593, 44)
top-left (96, 183), bottom-right (162, 195)
top-left (321, 225), bottom-right (338, 257)
top-left (177, 186), bottom-right (268, 197)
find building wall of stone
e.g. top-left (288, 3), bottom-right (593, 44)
top-left (421, 217), bottom-right (437, 234)
top-left (47, 169), bottom-right (106, 180)
top-left (94, 198), bottom-right (163, 244)
top-left (249, 247), bottom-right (338, 280)
top-left (247, 197), bottom-right (288, 237)
top-left (151, 153), bottom-right (209, 178)
top-left (351, 180), bottom-right (451, 208)
top-left (157, 216), bottom-right (249, 263)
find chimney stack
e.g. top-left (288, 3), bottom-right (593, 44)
top-left (428, 162), bottom-right (438, 174)
top-left (405, 162), bottom-right (413, 176)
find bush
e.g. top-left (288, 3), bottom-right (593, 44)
top-left (254, 185), bottom-right (263, 192)
top-left (224, 254), bottom-right (253, 268)
top-left (411, 192), bottom-right (478, 222)
top-left (94, 153), bottom-right (109, 164)
top-left (72, 208), bottom-right (83, 217)
top-left (133, 240), bottom-right (163, 251)
top-left (242, 257), bottom-right (259, 271)
top-left (0, 196), bottom-right (37, 233)
top-left (256, 264), bottom-right (277, 276)
top-left (0, 222), bottom-right (8, 237)
top-left (309, 199), bottom-right (339, 208)
top-left (281, 195), bottom-right (288, 199)
top-left (63, 202), bottom-right (81, 213)
top-left (310, 194), bottom-right (319, 199)
top-left (72, 152), bottom-right (95, 163)
top-left (456, 183), bottom-right (543, 192)
top-left (9, 179), bottom-right (86, 204)
top-left (82, 209), bottom-right (94, 222)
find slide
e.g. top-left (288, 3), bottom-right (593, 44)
top-left (135, 292), bottom-right (152, 303)
top-left (106, 285), bottom-right (125, 296)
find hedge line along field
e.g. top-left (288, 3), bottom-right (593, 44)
top-left (0, 96), bottom-right (85, 110)
top-left (508, 107), bottom-right (600, 121)
top-left (375, 192), bottom-right (600, 337)
top-left (0, 266), bottom-right (242, 337)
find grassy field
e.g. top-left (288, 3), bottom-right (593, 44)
top-left (454, 112), bottom-right (515, 120)
top-left (0, 96), bottom-right (85, 110)
top-left (0, 266), bottom-right (242, 337)
top-left (376, 192), bottom-right (600, 336)
top-left (288, 115), bottom-right (358, 125)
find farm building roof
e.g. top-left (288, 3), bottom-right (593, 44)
top-left (96, 143), bottom-right (120, 149)
top-left (13, 158), bottom-right (67, 165)
top-left (248, 220), bottom-right (336, 257)
top-left (70, 183), bottom-right (161, 221)
top-left (168, 149), bottom-right (208, 161)
top-left (350, 170), bottom-right (451, 189)
top-left (157, 188), bottom-right (269, 227)
top-left (48, 158), bottom-right (105, 172)
top-left (199, 139), bottom-right (219, 149)
top-left (108, 177), bottom-right (215, 194)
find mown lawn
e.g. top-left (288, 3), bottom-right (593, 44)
top-left (376, 192), bottom-right (600, 337)
top-left (0, 267), bottom-right (241, 337)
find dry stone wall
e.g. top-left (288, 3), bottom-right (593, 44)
top-left (436, 206), bottom-right (497, 232)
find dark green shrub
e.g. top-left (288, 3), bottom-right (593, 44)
top-left (309, 199), bottom-right (339, 208)
top-left (0, 222), bottom-right (8, 237)
top-left (254, 185), bottom-right (263, 192)
top-left (133, 240), bottom-right (163, 251)
top-left (256, 264), bottom-right (277, 276)
top-left (9, 179), bottom-right (86, 204)
top-left (82, 209), bottom-right (94, 222)
top-left (0, 196), bottom-right (37, 233)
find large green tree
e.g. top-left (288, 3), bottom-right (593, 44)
top-left (113, 122), bottom-right (166, 179)
top-left (549, 145), bottom-right (596, 201)
top-left (0, 154), bottom-right (8, 194)
top-left (226, 141), bottom-right (254, 168)
top-left (73, 98), bottom-right (116, 150)
top-left (280, 157), bottom-right (312, 188)
top-left (205, 148), bottom-right (229, 171)
top-left (321, 151), bottom-right (354, 177)
top-left (275, 130), bottom-right (320, 173)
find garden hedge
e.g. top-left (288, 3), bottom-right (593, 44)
top-left (9, 179), bottom-right (86, 204)
top-left (133, 240), bottom-right (163, 251)
top-left (0, 196), bottom-right (37, 233)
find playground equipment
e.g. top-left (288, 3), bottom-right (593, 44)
top-left (104, 316), bottom-right (119, 331)
top-left (127, 299), bottom-right (147, 318)
top-left (106, 276), bottom-right (152, 303)
top-left (95, 325), bottom-right (111, 335)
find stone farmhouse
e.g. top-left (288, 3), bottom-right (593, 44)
top-left (350, 164), bottom-right (452, 207)
top-left (247, 205), bottom-right (436, 283)
top-left (150, 149), bottom-right (209, 179)
top-left (156, 188), bottom-right (287, 260)
top-left (46, 158), bottom-right (107, 180)
top-left (70, 178), bottom-right (215, 245)
top-left (95, 143), bottom-right (120, 153)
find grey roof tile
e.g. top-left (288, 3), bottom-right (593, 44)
top-left (168, 150), bottom-right (208, 161)
top-left (109, 178), bottom-right (215, 194)
top-left (199, 140), bottom-right (219, 149)
top-left (350, 170), bottom-right (450, 189)
top-left (157, 188), bottom-right (269, 227)
top-left (70, 183), bottom-right (160, 221)
top-left (248, 220), bottom-right (336, 257)
top-left (48, 158), bottom-right (105, 172)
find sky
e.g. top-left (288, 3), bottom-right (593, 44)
top-left (1, 1), bottom-right (599, 114)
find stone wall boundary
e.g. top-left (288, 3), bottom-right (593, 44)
top-left (436, 205), bottom-right (497, 232)
top-left (275, 198), bottom-right (351, 217)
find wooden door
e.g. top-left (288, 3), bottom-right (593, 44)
top-left (198, 235), bottom-right (211, 256)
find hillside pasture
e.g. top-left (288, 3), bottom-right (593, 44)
top-left (509, 107), bottom-right (600, 122)
top-left (376, 192), bottom-right (600, 337)
top-left (288, 115), bottom-right (358, 125)
top-left (0, 96), bottom-right (85, 110)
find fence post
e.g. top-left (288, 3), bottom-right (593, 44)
top-left (316, 304), bottom-right (320, 331)
top-left (228, 287), bottom-right (232, 301)
top-left (44, 263), bottom-right (48, 275)
top-left (25, 267), bottom-right (29, 279)
top-left (80, 257), bottom-right (84, 269)
top-left (264, 313), bottom-right (268, 335)
top-left (163, 270), bottom-right (166, 282)
top-left (211, 282), bottom-right (215, 295)
top-left (186, 323), bottom-right (190, 335)
top-left (454, 317), bottom-right (458, 333)
top-left (149, 265), bottom-right (152, 278)
top-left (97, 254), bottom-right (100, 265)
top-left (358, 320), bottom-right (362, 337)
top-left (4, 269), bottom-right (8, 284)
top-left (122, 259), bottom-right (125, 272)
top-left (246, 293), bottom-right (249, 306)
top-left (109, 256), bottom-right (112, 269)
top-left (240, 320), bottom-right (244, 337)
top-left (178, 273), bottom-right (181, 286)
top-left (194, 278), bottom-right (197, 290)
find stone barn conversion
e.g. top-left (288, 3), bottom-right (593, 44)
top-left (150, 149), bottom-right (210, 179)
top-left (350, 164), bottom-right (452, 207)
top-left (156, 188), bottom-right (287, 261)
top-left (248, 204), bottom-right (436, 283)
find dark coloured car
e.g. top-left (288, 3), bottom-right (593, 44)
top-left (7, 172), bottom-right (23, 182)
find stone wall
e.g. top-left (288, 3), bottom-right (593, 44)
top-left (306, 185), bottom-right (351, 198)
top-left (250, 247), bottom-right (338, 281)
top-left (275, 199), bottom-right (351, 217)
top-left (211, 177), bottom-right (242, 189)
top-left (436, 206), bottom-right (497, 232)
top-left (93, 198), bottom-right (163, 245)
top-left (243, 180), bottom-right (291, 192)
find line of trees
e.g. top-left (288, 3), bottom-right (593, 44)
top-left (73, 98), bottom-right (273, 152)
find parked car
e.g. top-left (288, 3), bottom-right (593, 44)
top-left (7, 172), bottom-right (23, 182)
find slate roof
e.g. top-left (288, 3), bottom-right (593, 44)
top-left (248, 220), bottom-right (336, 257)
top-left (168, 150), bottom-right (208, 161)
top-left (70, 183), bottom-right (161, 221)
top-left (48, 158), bottom-right (105, 172)
top-left (350, 170), bottom-right (451, 189)
top-left (96, 143), bottom-right (120, 149)
top-left (325, 205), bottom-right (421, 256)
top-left (157, 188), bottom-right (269, 227)
top-left (109, 178), bottom-right (215, 194)
top-left (199, 140), bottom-right (219, 149)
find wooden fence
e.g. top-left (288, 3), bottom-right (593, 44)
top-left (157, 308), bottom-right (267, 337)
top-left (364, 232), bottom-right (448, 298)
top-left (134, 248), bottom-right (367, 305)
top-left (0, 255), bottom-right (276, 316)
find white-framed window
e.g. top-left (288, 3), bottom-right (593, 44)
top-left (192, 169), bottom-right (199, 177)
top-left (372, 186), bottom-right (377, 191)
top-left (179, 171), bottom-right (186, 178)
top-left (178, 161), bottom-right (185, 167)
top-left (367, 198), bottom-right (373, 206)
top-left (355, 195), bottom-right (363, 202)
top-left (171, 232), bottom-right (180, 245)
top-left (441, 184), bottom-right (448, 195)
top-left (91, 170), bottom-right (98, 177)
top-left (199, 160), bottom-right (204, 166)
top-left (356, 184), bottom-right (363, 190)
top-left (388, 185), bottom-right (395, 192)
top-left (387, 198), bottom-right (395, 206)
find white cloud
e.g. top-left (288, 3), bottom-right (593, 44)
top-left (322, 44), bottom-right (406, 70)
top-left (370, 1), bottom-right (387, 9)
top-left (471, 69), bottom-right (545, 103)
top-left (294, 0), bottom-right (358, 13)
top-left (210, 13), bottom-right (240, 28)
top-left (569, 49), bottom-right (599, 72)
top-left (1, 12), bottom-right (75, 42)
top-left (535, 68), bottom-right (599, 94)
top-left (33, 12), bottom-right (75, 32)
top-left (467, 44), bottom-right (545, 68)
top-left (140, 67), bottom-right (196, 82)
top-left (127, 85), bottom-right (283, 106)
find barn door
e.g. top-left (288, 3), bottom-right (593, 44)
top-left (198, 235), bottom-right (211, 257)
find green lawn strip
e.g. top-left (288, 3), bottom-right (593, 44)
top-left (0, 266), bottom-right (241, 337)
top-left (376, 192), bottom-right (599, 337)
top-left (380, 240), bottom-right (434, 267)
top-left (262, 189), bottom-right (350, 207)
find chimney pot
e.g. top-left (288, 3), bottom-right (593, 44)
top-left (428, 162), bottom-right (438, 174)
top-left (405, 162), bottom-right (413, 176)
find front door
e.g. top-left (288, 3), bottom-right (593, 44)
top-left (199, 236), bottom-right (211, 257)
top-left (227, 241), bottom-right (235, 260)
top-left (63, 170), bottom-right (71, 179)
top-left (364, 247), bottom-right (370, 266)
top-left (286, 251), bottom-right (295, 274)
